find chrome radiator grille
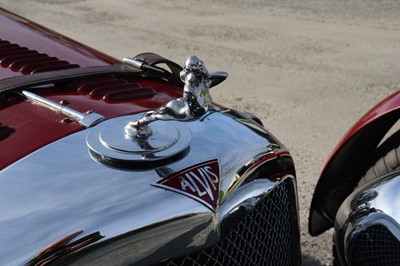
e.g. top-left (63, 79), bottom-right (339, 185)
top-left (349, 224), bottom-right (400, 266)
top-left (162, 179), bottom-right (299, 266)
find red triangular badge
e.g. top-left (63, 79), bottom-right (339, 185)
top-left (154, 159), bottom-right (220, 211)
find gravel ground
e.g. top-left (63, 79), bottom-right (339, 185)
top-left (2, 0), bottom-right (400, 264)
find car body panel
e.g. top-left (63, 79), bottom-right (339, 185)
top-left (310, 89), bottom-right (400, 235)
top-left (0, 8), bottom-right (300, 265)
top-left (0, 79), bottom-right (181, 170)
top-left (0, 8), bottom-right (184, 170)
top-left (0, 7), bottom-right (117, 80)
top-left (0, 110), bottom-right (295, 265)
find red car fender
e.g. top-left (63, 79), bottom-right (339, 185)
top-left (310, 89), bottom-right (400, 236)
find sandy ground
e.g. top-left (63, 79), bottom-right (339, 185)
top-left (2, 0), bottom-right (400, 264)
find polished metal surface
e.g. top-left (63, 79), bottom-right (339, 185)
top-left (123, 57), bottom-right (166, 74)
top-left (87, 115), bottom-right (192, 168)
top-left (334, 170), bottom-right (400, 264)
top-left (123, 57), bottom-right (144, 70)
top-left (125, 56), bottom-right (228, 137)
top-left (22, 90), bottom-right (105, 127)
top-left (165, 177), bottom-right (297, 266)
top-left (0, 108), bottom-right (292, 265)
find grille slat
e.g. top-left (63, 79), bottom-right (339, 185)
top-left (164, 179), bottom-right (296, 266)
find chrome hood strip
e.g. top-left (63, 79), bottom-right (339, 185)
top-left (23, 90), bottom-right (105, 127)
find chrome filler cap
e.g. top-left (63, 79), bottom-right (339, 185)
top-left (87, 116), bottom-right (191, 169)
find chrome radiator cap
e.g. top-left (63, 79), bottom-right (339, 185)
top-left (86, 116), bottom-right (192, 169)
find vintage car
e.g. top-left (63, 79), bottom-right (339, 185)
top-left (0, 8), bottom-right (301, 266)
top-left (309, 81), bottom-right (400, 262)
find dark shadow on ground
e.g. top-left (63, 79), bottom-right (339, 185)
top-left (302, 254), bottom-right (325, 265)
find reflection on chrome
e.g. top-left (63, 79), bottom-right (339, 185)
top-left (334, 170), bottom-right (400, 265)
top-left (0, 107), bottom-right (297, 265)
top-left (125, 56), bottom-right (228, 138)
top-left (27, 231), bottom-right (104, 266)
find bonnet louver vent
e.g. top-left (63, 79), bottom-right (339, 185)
top-left (0, 123), bottom-right (14, 142)
top-left (68, 76), bottom-right (156, 102)
top-left (0, 39), bottom-right (156, 101)
top-left (0, 39), bottom-right (80, 74)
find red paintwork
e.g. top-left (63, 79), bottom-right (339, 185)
top-left (0, 8), bottom-right (117, 80)
top-left (0, 9), bottom-right (183, 169)
top-left (248, 150), bottom-right (291, 172)
top-left (155, 159), bottom-right (220, 211)
top-left (321, 89), bottom-right (400, 176)
top-left (309, 88), bottom-right (400, 235)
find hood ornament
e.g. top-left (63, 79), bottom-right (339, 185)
top-left (87, 56), bottom-right (227, 169)
top-left (125, 56), bottom-right (228, 138)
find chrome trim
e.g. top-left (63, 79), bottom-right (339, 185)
top-left (123, 57), bottom-right (166, 74)
top-left (218, 175), bottom-right (295, 223)
top-left (0, 108), bottom-right (293, 265)
top-left (126, 56), bottom-right (228, 137)
top-left (152, 159), bottom-right (221, 212)
top-left (123, 57), bottom-right (145, 70)
top-left (22, 90), bottom-right (105, 127)
top-left (86, 116), bottom-right (192, 168)
top-left (334, 170), bottom-right (400, 264)
top-left (68, 176), bottom-right (296, 266)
